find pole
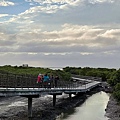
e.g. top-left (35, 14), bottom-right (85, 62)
top-left (28, 97), bottom-right (32, 118)
top-left (53, 94), bottom-right (56, 107)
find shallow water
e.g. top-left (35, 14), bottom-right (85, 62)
top-left (57, 91), bottom-right (110, 120)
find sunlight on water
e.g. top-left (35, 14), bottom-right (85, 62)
top-left (57, 91), bottom-right (110, 120)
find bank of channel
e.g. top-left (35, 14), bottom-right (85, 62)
top-left (56, 91), bottom-right (110, 120)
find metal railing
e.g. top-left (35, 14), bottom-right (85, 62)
top-left (0, 72), bottom-right (84, 89)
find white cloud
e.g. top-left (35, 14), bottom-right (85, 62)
top-left (100, 29), bottom-right (120, 39)
top-left (26, 0), bottom-right (79, 5)
top-left (24, 0), bottom-right (80, 14)
top-left (0, 14), bottom-right (9, 17)
top-left (0, 0), bottom-right (15, 6)
top-left (89, 0), bottom-right (114, 4)
top-left (4, 0), bottom-right (120, 27)
top-left (0, 23), bottom-right (120, 55)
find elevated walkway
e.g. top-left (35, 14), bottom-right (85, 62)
top-left (0, 72), bottom-right (101, 118)
top-left (0, 81), bottom-right (100, 96)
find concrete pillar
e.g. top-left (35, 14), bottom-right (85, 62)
top-left (28, 97), bottom-right (32, 118)
top-left (53, 94), bottom-right (56, 107)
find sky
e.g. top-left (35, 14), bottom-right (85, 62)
top-left (0, 0), bottom-right (120, 69)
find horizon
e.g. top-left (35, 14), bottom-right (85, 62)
top-left (0, 64), bottom-right (118, 70)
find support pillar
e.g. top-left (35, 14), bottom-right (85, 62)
top-left (53, 94), bottom-right (56, 107)
top-left (28, 97), bottom-right (32, 118)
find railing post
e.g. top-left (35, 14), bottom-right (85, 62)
top-left (14, 74), bottom-right (17, 88)
top-left (21, 75), bottom-right (24, 88)
top-left (6, 73), bottom-right (9, 88)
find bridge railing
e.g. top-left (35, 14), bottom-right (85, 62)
top-left (0, 72), bottom-right (84, 89)
top-left (0, 72), bottom-right (37, 88)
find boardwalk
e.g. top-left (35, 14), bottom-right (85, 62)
top-left (0, 71), bottom-right (101, 117)
top-left (0, 81), bottom-right (100, 96)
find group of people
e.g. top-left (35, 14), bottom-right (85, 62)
top-left (37, 73), bottom-right (59, 88)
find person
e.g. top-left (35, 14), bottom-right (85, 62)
top-left (37, 73), bottom-right (43, 87)
top-left (43, 74), bottom-right (50, 88)
top-left (54, 75), bottom-right (59, 87)
top-left (50, 74), bottom-right (54, 88)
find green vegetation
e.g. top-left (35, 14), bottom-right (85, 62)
top-left (0, 65), bottom-right (71, 81)
top-left (108, 69), bottom-right (120, 101)
top-left (63, 66), bottom-right (120, 102)
top-left (63, 66), bottom-right (116, 81)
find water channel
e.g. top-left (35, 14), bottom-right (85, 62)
top-left (56, 91), bottom-right (110, 120)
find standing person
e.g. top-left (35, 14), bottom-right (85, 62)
top-left (43, 74), bottom-right (50, 88)
top-left (50, 74), bottom-right (54, 88)
top-left (54, 75), bottom-right (59, 87)
top-left (37, 73), bottom-right (43, 87)
top-left (40, 74), bottom-right (43, 87)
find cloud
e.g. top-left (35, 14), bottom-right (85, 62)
top-left (25, 0), bottom-right (79, 6)
top-left (0, 14), bottom-right (9, 17)
top-left (3, 0), bottom-right (119, 28)
top-left (0, 0), bottom-right (120, 68)
top-left (0, 1), bottom-right (15, 6)
top-left (0, 23), bottom-right (120, 55)
top-left (0, 51), bottom-right (119, 68)
top-left (88, 0), bottom-right (114, 4)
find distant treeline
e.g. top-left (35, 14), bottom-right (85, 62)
top-left (63, 66), bottom-right (120, 101)
top-left (0, 65), bottom-right (71, 81)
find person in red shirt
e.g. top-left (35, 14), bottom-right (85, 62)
top-left (37, 73), bottom-right (43, 87)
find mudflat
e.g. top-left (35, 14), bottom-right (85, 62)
top-left (0, 89), bottom-right (119, 120)
top-left (105, 95), bottom-right (120, 120)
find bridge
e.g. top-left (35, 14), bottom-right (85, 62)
top-left (0, 71), bottom-right (101, 118)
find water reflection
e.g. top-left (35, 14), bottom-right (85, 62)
top-left (57, 91), bottom-right (110, 120)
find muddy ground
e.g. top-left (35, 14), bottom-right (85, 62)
top-left (0, 88), bottom-right (119, 120)
top-left (0, 93), bottom-right (87, 120)
top-left (105, 95), bottom-right (120, 120)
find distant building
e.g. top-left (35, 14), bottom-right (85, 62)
top-left (22, 64), bottom-right (28, 67)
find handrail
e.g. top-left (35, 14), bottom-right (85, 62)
top-left (0, 72), bottom-right (81, 89)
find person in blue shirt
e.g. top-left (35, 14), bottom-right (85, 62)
top-left (43, 74), bottom-right (50, 88)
